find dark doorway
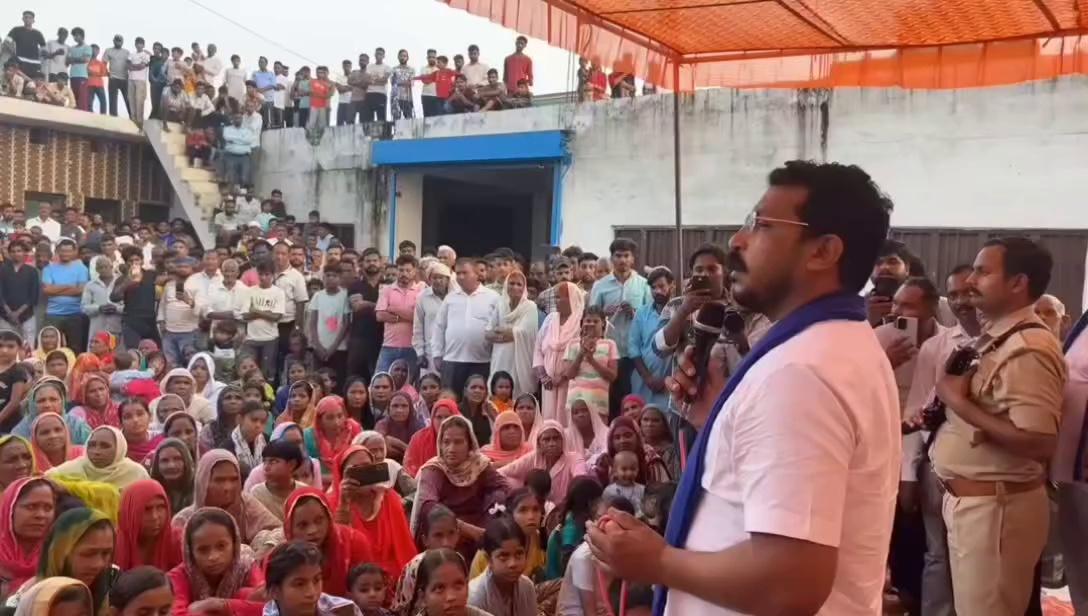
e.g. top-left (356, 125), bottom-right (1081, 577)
top-left (422, 176), bottom-right (536, 258)
top-left (138, 202), bottom-right (170, 223)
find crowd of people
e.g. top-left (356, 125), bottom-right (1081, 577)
top-left (1, 8), bottom-right (647, 141)
top-left (0, 60), bottom-right (1085, 613)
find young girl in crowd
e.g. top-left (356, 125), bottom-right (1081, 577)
top-left (545, 476), bottom-right (602, 580)
top-left (187, 352), bottom-right (224, 401)
top-left (283, 488), bottom-right (373, 598)
top-left (161, 412), bottom-right (199, 462)
top-left (168, 507), bottom-right (264, 615)
top-left (305, 395), bottom-right (362, 482)
top-left (409, 549), bottom-right (490, 616)
top-left (562, 305), bottom-right (618, 424)
top-left (264, 541), bottom-right (363, 616)
top-left (459, 374), bottom-right (497, 445)
top-left (394, 505), bottom-right (460, 614)
top-left (119, 398), bottom-right (162, 464)
top-left (275, 361), bottom-right (308, 414)
top-left (276, 381), bottom-right (316, 432)
top-left (416, 373), bottom-right (443, 420)
top-left (488, 371), bottom-right (515, 415)
top-left (375, 391), bottom-right (424, 462)
top-left (108, 566), bottom-right (175, 616)
top-left (344, 377), bottom-right (377, 430)
top-left (348, 563), bottom-right (393, 616)
top-left (555, 495), bottom-right (636, 616)
top-left (231, 401), bottom-right (269, 479)
top-left (468, 515), bottom-right (537, 616)
top-left (199, 385), bottom-right (245, 455)
top-left (471, 488), bottom-right (546, 582)
top-left (244, 422), bottom-right (324, 491)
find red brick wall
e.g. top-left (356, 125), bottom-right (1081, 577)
top-left (0, 123), bottom-right (171, 216)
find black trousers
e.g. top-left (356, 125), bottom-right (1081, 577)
top-left (45, 314), bottom-right (89, 355)
top-left (351, 100), bottom-right (368, 124)
top-left (421, 95), bottom-right (441, 117)
top-left (346, 338), bottom-right (378, 385)
top-left (276, 322), bottom-right (296, 385)
top-left (608, 357), bottom-right (634, 421)
top-left (364, 92), bottom-right (387, 122)
top-left (337, 103), bottom-right (354, 125)
top-left (395, 99), bottom-right (414, 119)
top-left (889, 503), bottom-right (925, 611)
top-left (150, 82), bottom-right (164, 119)
top-left (122, 317), bottom-right (161, 351)
top-left (440, 361), bottom-right (490, 401)
top-left (108, 77), bottom-right (129, 117)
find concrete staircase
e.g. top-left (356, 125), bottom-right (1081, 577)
top-left (143, 120), bottom-right (218, 248)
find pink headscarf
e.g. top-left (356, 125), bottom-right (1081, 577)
top-left (542, 282), bottom-right (585, 365)
top-left (499, 419), bottom-right (589, 504)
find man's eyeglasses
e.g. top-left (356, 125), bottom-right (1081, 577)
top-left (740, 211), bottom-right (811, 233)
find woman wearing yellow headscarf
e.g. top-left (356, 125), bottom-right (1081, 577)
top-left (11, 577), bottom-right (93, 616)
top-left (0, 434), bottom-right (36, 491)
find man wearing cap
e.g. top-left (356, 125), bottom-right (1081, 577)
top-left (157, 256), bottom-right (201, 366)
top-left (42, 236), bottom-right (91, 353)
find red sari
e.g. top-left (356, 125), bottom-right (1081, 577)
top-left (115, 479), bottom-right (183, 571)
top-left (402, 399), bottom-right (460, 477)
top-left (328, 445), bottom-right (418, 583)
top-left (284, 487), bottom-right (374, 597)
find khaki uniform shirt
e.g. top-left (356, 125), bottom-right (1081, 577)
top-left (932, 305), bottom-right (1067, 482)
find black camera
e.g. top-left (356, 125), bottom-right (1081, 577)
top-left (921, 345), bottom-right (979, 432)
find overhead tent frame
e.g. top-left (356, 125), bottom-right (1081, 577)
top-left (439, 0), bottom-right (1088, 275)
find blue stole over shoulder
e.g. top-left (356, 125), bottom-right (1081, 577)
top-left (653, 292), bottom-right (867, 615)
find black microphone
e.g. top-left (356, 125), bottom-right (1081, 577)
top-left (691, 303), bottom-right (727, 395)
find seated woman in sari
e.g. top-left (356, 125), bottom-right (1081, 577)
top-left (172, 449), bottom-right (282, 556)
top-left (638, 404), bottom-right (680, 481)
top-left (413, 415), bottom-right (509, 563)
top-left (168, 507), bottom-right (264, 616)
top-left (374, 391), bottom-right (424, 462)
top-left (159, 368), bottom-right (214, 425)
top-left (114, 479), bottom-right (183, 572)
top-left (368, 372), bottom-right (395, 422)
top-left (563, 394), bottom-right (608, 461)
top-left (89, 332), bottom-right (119, 373)
top-left (513, 394), bottom-right (543, 445)
top-left (47, 425), bottom-right (150, 491)
top-left (403, 399), bottom-right (459, 478)
top-left (68, 373), bottom-right (121, 431)
top-left (304, 395), bottom-right (361, 483)
top-left (591, 415), bottom-right (671, 485)
top-left (343, 376), bottom-right (378, 430)
top-left (480, 410), bottom-right (531, 469)
top-left (69, 355), bottom-right (104, 397)
top-left (459, 374), bottom-right (497, 446)
top-left (33, 326), bottom-right (75, 366)
top-left (119, 398), bottom-right (163, 464)
top-left (0, 478), bottom-right (56, 603)
top-left (0, 435), bottom-right (36, 492)
top-left (149, 394), bottom-right (186, 434)
top-left (329, 445), bottom-right (418, 584)
top-left (149, 438), bottom-right (196, 517)
top-left (355, 429), bottom-right (417, 498)
top-left (500, 419), bottom-right (589, 505)
top-left (160, 411), bottom-right (199, 462)
top-left (273, 381), bottom-right (316, 432)
top-left (389, 359), bottom-right (419, 405)
top-left (283, 488), bottom-right (374, 597)
top-left (5, 507), bottom-right (118, 614)
top-left (187, 352), bottom-right (225, 403)
top-left (12, 378), bottom-right (91, 445)
top-left (29, 414), bottom-right (83, 472)
top-left (414, 373), bottom-right (443, 423)
top-left (11, 577), bottom-right (94, 616)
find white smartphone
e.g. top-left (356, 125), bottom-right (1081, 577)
top-left (895, 316), bottom-right (919, 346)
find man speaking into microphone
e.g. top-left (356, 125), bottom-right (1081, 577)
top-left (587, 161), bottom-right (901, 615)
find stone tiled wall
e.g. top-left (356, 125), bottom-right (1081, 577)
top-left (0, 123), bottom-right (171, 216)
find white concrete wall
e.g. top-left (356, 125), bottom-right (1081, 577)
top-left (395, 172), bottom-right (424, 253)
top-left (395, 79), bottom-right (1088, 253)
top-left (253, 126), bottom-right (385, 249)
top-left (258, 78), bottom-right (1088, 255)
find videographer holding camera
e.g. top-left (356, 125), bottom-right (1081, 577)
top-left (929, 237), bottom-right (1066, 616)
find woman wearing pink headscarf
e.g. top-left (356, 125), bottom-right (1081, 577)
top-left (499, 419), bottom-right (589, 505)
top-left (532, 282), bottom-right (584, 425)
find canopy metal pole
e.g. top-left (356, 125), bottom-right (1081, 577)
top-left (672, 63), bottom-right (684, 278)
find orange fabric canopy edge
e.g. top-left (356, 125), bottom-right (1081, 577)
top-left (440, 0), bottom-right (1088, 89)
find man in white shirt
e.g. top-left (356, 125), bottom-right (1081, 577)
top-left (432, 257), bottom-right (499, 395)
top-left (272, 241), bottom-right (309, 380)
top-left (272, 61), bottom-right (290, 129)
top-left (898, 264), bottom-right (978, 616)
top-left (158, 257), bottom-right (201, 366)
top-left (462, 44), bottom-right (490, 87)
top-left (187, 250), bottom-right (222, 300)
top-left (419, 49), bottom-right (439, 117)
top-left (44, 28), bottom-right (69, 81)
top-left (412, 262), bottom-right (450, 376)
top-left (588, 161), bottom-right (900, 616)
top-left (199, 43), bottom-right (223, 87)
top-left (335, 59), bottom-right (353, 125)
top-left (364, 47), bottom-right (391, 122)
top-left (197, 257), bottom-right (248, 334)
top-left (26, 203), bottom-right (61, 243)
top-left (126, 37), bottom-right (151, 126)
top-left (235, 188), bottom-right (261, 225)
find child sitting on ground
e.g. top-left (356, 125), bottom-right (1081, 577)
top-left (348, 563), bottom-right (393, 616)
top-left (468, 515), bottom-right (537, 616)
top-left (109, 350), bottom-right (156, 401)
top-left (230, 400), bottom-right (269, 479)
top-left (603, 449), bottom-right (645, 517)
top-left (208, 320), bottom-right (239, 381)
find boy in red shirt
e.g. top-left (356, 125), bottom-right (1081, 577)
top-left (307, 65), bottom-right (334, 143)
top-left (415, 55), bottom-right (458, 115)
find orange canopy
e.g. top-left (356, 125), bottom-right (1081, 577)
top-left (441, 0), bottom-right (1088, 89)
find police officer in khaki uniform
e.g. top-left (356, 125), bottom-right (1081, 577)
top-left (931, 237), bottom-right (1067, 616)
